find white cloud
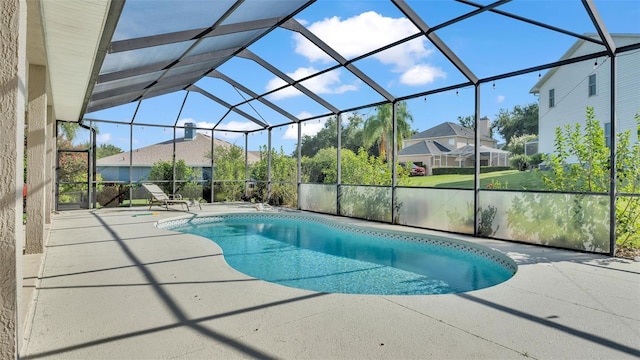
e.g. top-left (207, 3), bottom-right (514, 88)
top-left (215, 120), bottom-right (261, 140)
top-left (399, 64), bottom-right (446, 86)
top-left (282, 124), bottom-right (299, 140)
top-left (268, 12), bottom-right (445, 100)
top-left (116, 136), bottom-right (139, 146)
top-left (294, 12), bottom-right (425, 63)
top-left (266, 79), bottom-right (303, 100)
top-left (96, 133), bottom-right (111, 143)
top-left (266, 68), bottom-right (359, 100)
top-left (301, 121), bottom-right (325, 137)
top-left (296, 111), bottom-right (314, 122)
top-left (292, 11), bottom-right (443, 86)
top-left (497, 95), bottom-right (505, 104)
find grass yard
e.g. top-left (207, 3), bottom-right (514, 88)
top-left (399, 170), bottom-right (546, 190)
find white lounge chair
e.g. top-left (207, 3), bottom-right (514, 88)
top-left (141, 183), bottom-right (190, 211)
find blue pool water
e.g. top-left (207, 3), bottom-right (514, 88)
top-left (166, 214), bottom-right (515, 295)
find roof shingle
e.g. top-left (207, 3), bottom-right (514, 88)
top-left (97, 133), bottom-right (260, 166)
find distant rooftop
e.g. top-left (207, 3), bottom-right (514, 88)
top-left (411, 121), bottom-right (493, 142)
top-left (97, 133), bottom-right (260, 167)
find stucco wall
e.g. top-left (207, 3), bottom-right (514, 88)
top-left (0, 0), bottom-right (27, 357)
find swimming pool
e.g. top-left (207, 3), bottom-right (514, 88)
top-left (159, 213), bottom-right (516, 295)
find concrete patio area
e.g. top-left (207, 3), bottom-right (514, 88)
top-left (20, 204), bottom-right (640, 359)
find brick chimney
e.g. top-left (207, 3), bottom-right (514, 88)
top-left (479, 117), bottom-right (491, 138)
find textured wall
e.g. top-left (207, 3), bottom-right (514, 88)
top-left (26, 64), bottom-right (47, 254)
top-left (0, 0), bottom-right (27, 358)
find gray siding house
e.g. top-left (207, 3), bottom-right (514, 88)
top-left (97, 132), bottom-right (260, 182)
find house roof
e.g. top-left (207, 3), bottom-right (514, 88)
top-left (97, 133), bottom-right (260, 166)
top-left (530, 33), bottom-right (640, 93)
top-left (398, 140), bottom-right (452, 156)
top-left (448, 144), bottom-right (510, 157)
top-left (410, 122), bottom-right (494, 141)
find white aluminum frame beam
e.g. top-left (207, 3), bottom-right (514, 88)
top-left (281, 18), bottom-right (396, 102)
top-left (187, 84), bottom-right (269, 128)
top-left (392, 0), bottom-right (478, 84)
top-left (110, 17), bottom-right (283, 53)
top-left (208, 70), bottom-right (300, 123)
top-left (237, 49), bottom-right (339, 114)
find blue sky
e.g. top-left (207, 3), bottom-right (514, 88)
top-left (85, 0), bottom-right (640, 154)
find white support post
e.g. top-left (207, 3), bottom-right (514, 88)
top-left (26, 64), bottom-right (47, 254)
top-left (45, 106), bottom-right (54, 224)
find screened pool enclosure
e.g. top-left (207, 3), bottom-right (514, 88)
top-left (57, 0), bottom-right (640, 256)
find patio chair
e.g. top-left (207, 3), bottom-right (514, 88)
top-left (141, 183), bottom-right (190, 211)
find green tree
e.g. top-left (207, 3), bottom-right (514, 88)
top-left (340, 148), bottom-right (393, 185)
top-left (299, 113), bottom-right (372, 158)
top-left (251, 146), bottom-right (297, 206)
top-left (457, 115), bottom-right (495, 138)
top-left (301, 147), bottom-right (409, 185)
top-left (299, 118), bottom-right (338, 158)
top-left (96, 144), bottom-right (123, 159)
top-left (363, 102), bottom-right (413, 163)
top-left (301, 147), bottom-right (337, 183)
top-left (492, 103), bottom-right (538, 146)
top-left (59, 122), bottom-right (80, 142)
top-left (209, 145), bottom-right (245, 180)
top-left (148, 159), bottom-right (197, 195)
top-left (505, 134), bottom-right (538, 155)
top-left (457, 115), bottom-right (475, 129)
top-left (341, 113), bottom-right (368, 154)
top-left (206, 145), bottom-right (246, 201)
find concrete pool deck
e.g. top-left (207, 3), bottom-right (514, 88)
top-left (20, 204), bottom-right (640, 359)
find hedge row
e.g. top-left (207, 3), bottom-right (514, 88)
top-left (432, 166), bottom-right (511, 175)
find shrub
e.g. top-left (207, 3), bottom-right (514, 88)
top-left (510, 107), bottom-right (640, 253)
top-left (529, 153), bottom-right (544, 167)
top-left (510, 154), bottom-right (530, 171)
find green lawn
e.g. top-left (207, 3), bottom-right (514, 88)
top-left (399, 170), bottom-right (546, 190)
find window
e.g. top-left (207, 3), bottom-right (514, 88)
top-left (604, 122), bottom-right (611, 148)
top-left (588, 74), bottom-right (596, 96)
top-left (549, 88), bottom-right (555, 108)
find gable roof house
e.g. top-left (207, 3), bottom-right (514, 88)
top-left (530, 34), bottom-right (640, 156)
top-left (97, 131), bottom-right (260, 183)
top-left (398, 118), bottom-right (507, 174)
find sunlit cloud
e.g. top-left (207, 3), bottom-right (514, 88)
top-left (283, 112), bottom-right (327, 139)
top-left (96, 133), bottom-right (111, 143)
top-left (400, 64), bottom-right (446, 86)
top-left (214, 120), bottom-right (261, 140)
top-left (293, 11), bottom-right (444, 86)
top-left (266, 68), bottom-right (358, 100)
top-left (282, 124), bottom-right (300, 140)
top-left (294, 12), bottom-right (424, 62)
top-left (497, 95), bottom-right (505, 103)
top-left (115, 137), bottom-right (131, 146)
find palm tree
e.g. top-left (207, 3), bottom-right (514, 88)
top-left (362, 102), bottom-right (413, 163)
top-left (59, 122), bottom-right (79, 142)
